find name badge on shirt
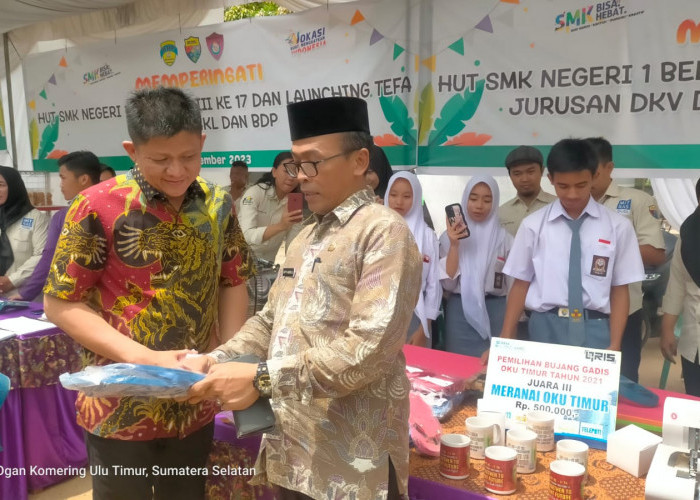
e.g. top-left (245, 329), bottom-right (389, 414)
top-left (591, 255), bottom-right (609, 277)
top-left (494, 272), bottom-right (504, 289)
top-left (616, 199), bottom-right (631, 215)
top-left (282, 268), bottom-right (296, 278)
top-left (21, 217), bottom-right (35, 229)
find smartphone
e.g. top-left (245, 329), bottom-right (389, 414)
top-left (287, 192), bottom-right (303, 213)
top-left (445, 203), bottom-right (470, 239)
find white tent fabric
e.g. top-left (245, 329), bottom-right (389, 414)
top-left (651, 178), bottom-right (699, 231)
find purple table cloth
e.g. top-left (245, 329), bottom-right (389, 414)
top-left (211, 413), bottom-right (489, 500)
top-left (0, 303), bottom-right (86, 500)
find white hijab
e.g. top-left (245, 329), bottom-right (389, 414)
top-left (458, 175), bottom-right (506, 339)
top-left (385, 172), bottom-right (427, 255)
top-left (385, 172), bottom-right (431, 335)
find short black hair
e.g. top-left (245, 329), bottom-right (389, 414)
top-left (125, 87), bottom-right (201, 145)
top-left (100, 164), bottom-right (116, 178)
top-left (230, 160), bottom-right (248, 170)
top-left (547, 139), bottom-right (598, 176)
top-left (586, 137), bottom-right (613, 164)
top-left (696, 177), bottom-right (700, 203)
top-left (58, 151), bottom-right (101, 185)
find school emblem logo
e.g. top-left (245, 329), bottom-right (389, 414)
top-left (649, 204), bottom-right (659, 218)
top-left (591, 255), bottom-right (609, 277)
top-left (242, 195), bottom-right (253, 206)
top-left (184, 36), bottom-right (201, 63)
top-left (206, 32), bottom-right (224, 61)
top-left (160, 40), bottom-right (178, 66)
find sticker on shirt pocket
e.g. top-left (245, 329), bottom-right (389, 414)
top-left (590, 255), bottom-right (610, 277)
top-left (21, 217), bottom-right (35, 229)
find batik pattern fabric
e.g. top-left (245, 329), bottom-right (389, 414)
top-left (44, 168), bottom-right (254, 440)
top-left (211, 188), bottom-right (423, 500)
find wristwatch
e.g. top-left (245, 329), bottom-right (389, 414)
top-left (253, 361), bottom-right (272, 398)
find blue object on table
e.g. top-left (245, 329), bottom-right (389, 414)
top-left (618, 374), bottom-right (660, 407)
top-left (0, 373), bottom-right (10, 451)
top-left (59, 363), bottom-right (205, 398)
top-left (0, 299), bottom-right (31, 312)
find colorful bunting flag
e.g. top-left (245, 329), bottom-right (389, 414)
top-left (475, 15), bottom-right (494, 33)
top-left (501, 0), bottom-right (520, 3)
top-left (28, 100), bottom-right (36, 110)
top-left (369, 29), bottom-right (384, 45)
top-left (59, 56), bottom-right (68, 67)
top-left (48, 74), bottom-right (57, 85)
top-left (448, 38), bottom-right (465, 55)
top-left (393, 43), bottom-right (405, 60)
top-left (351, 10), bottom-right (365, 25)
top-left (39, 89), bottom-right (47, 100)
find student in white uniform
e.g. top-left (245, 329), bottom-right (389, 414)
top-left (660, 178), bottom-right (700, 396)
top-left (588, 137), bottom-right (665, 382)
top-left (385, 171), bottom-right (440, 347)
top-left (496, 139), bottom-right (644, 355)
top-left (440, 175), bottom-right (513, 357)
top-left (0, 166), bottom-right (50, 296)
top-left (238, 152), bottom-right (302, 263)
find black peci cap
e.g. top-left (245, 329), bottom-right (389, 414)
top-left (287, 97), bottom-right (370, 141)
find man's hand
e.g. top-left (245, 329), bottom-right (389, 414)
top-left (0, 276), bottom-right (14, 293)
top-left (407, 327), bottom-right (427, 347)
top-left (150, 349), bottom-right (196, 369)
top-left (186, 362), bottom-right (259, 410)
top-left (180, 354), bottom-right (214, 374)
top-left (605, 342), bottom-right (622, 352)
top-left (660, 330), bottom-right (678, 364)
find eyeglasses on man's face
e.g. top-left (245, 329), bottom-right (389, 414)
top-left (282, 150), bottom-right (354, 178)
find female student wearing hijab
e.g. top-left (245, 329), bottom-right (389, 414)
top-left (0, 166), bottom-right (50, 295)
top-left (660, 178), bottom-right (700, 396)
top-left (365, 144), bottom-right (394, 203)
top-left (385, 171), bottom-right (441, 346)
top-left (439, 175), bottom-right (513, 357)
top-left (237, 152), bottom-right (302, 263)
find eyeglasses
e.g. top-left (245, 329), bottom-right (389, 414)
top-left (282, 151), bottom-right (353, 178)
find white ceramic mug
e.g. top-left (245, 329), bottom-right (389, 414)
top-left (526, 410), bottom-right (555, 452)
top-left (556, 439), bottom-right (589, 478)
top-left (506, 428), bottom-right (538, 474)
top-left (465, 416), bottom-right (502, 460)
top-left (477, 409), bottom-right (507, 446)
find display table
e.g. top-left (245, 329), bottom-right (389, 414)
top-left (617, 387), bottom-right (700, 433)
top-left (0, 304), bottom-right (86, 499)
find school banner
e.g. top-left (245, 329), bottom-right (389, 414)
top-left (21, 0), bottom-right (700, 172)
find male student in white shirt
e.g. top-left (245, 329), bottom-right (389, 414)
top-left (485, 139), bottom-right (644, 360)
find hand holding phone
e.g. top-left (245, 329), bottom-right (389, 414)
top-left (284, 193), bottom-right (304, 227)
top-left (445, 203), bottom-right (469, 240)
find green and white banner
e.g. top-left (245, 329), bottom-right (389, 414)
top-left (21, 0), bottom-right (700, 172)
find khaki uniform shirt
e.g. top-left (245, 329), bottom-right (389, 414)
top-left (211, 189), bottom-right (422, 500)
top-left (598, 182), bottom-right (665, 313)
top-left (3, 208), bottom-right (50, 289)
top-left (662, 238), bottom-right (700, 362)
top-left (238, 183), bottom-right (302, 262)
top-left (499, 190), bottom-right (557, 237)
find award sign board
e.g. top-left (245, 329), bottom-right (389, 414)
top-left (484, 338), bottom-right (620, 449)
